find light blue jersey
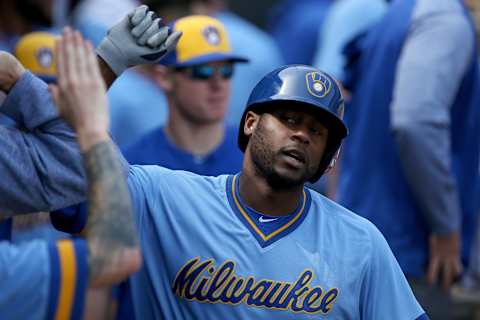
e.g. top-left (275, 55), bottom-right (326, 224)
top-left (127, 165), bottom-right (427, 319)
top-left (0, 239), bottom-right (88, 320)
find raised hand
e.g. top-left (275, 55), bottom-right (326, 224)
top-left (49, 28), bottom-right (109, 152)
top-left (96, 4), bottom-right (182, 76)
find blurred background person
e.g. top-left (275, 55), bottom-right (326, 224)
top-left (123, 15), bottom-right (247, 174)
top-left (336, 0), bottom-right (480, 318)
top-left (451, 0), bottom-right (480, 314)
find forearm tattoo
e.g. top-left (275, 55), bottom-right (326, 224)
top-left (83, 141), bottom-right (137, 283)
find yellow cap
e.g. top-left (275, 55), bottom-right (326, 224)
top-left (162, 15), bottom-right (248, 67)
top-left (14, 32), bottom-right (57, 81)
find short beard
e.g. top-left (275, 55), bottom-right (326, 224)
top-left (249, 119), bottom-right (308, 190)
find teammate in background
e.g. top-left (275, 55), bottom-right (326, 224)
top-left (0, 31), bottom-right (140, 319)
top-left (450, 0), bottom-right (480, 308)
top-left (0, 12), bottom-right (428, 318)
top-left (123, 15), bottom-right (247, 174)
top-left (336, 0), bottom-right (480, 318)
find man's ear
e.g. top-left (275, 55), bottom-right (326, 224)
top-left (151, 65), bottom-right (174, 92)
top-left (244, 111), bottom-right (260, 139)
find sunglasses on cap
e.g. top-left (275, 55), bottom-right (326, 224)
top-left (176, 64), bottom-right (235, 80)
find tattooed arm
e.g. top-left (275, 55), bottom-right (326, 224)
top-left (50, 28), bottom-right (141, 286)
top-left (83, 141), bottom-right (140, 286)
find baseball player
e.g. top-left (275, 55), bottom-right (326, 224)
top-left (0, 33), bottom-right (139, 320)
top-left (123, 15), bottom-right (247, 174)
top-left (0, 6), bottom-right (429, 320)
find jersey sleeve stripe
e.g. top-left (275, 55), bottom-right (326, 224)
top-left (47, 239), bottom-right (88, 320)
top-left (55, 240), bottom-right (76, 320)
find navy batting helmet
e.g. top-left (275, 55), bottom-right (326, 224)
top-left (238, 64), bottom-right (348, 182)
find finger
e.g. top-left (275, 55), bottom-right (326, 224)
top-left (130, 5), bottom-right (148, 26)
top-left (442, 262), bottom-right (453, 291)
top-left (57, 29), bottom-right (70, 90)
top-left (74, 31), bottom-right (88, 80)
top-left (138, 18), bottom-right (161, 46)
top-left (64, 28), bottom-right (77, 87)
top-left (426, 258), bottom-right (440, 286)
top-left (455, 259), bottom-right (464, 275)
top-left (158, 31), bottom-right (182, 51)
top-left (131, 11), bottom-right (154, 38)
top-left (54, 37), bottom-right (64, 82)
top-left (146, 25), bottom-right (169, 48)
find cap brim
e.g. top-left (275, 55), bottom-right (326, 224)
top-left (163, 52), bottom-right (249, 67)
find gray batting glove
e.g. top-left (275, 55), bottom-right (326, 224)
top-left (96, 5), bottom-right (182, 76)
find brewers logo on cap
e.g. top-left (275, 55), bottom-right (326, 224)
top-left (306, 72), bottom-right (332, 98)
top-left (203, 26), bottom-right (221, 46)
top-left (36, 47), bottom-right (54, 68)
top-left (15, 31), bottom-right (57, 82)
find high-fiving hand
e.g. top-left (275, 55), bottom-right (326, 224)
top-left (50, 28), bottom-right (110, 152)
top-left (96, 5), bottom-right (182, 76)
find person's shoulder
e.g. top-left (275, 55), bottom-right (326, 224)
top-left (129, 164), bottom-right (229, 189)
top-left (310, 191), bottom-right (381, 237)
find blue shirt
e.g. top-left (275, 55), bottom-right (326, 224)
top-left (126, 166), bottom-right (427, 319)
top-left (123, 125), bottom-right (243, 175)
top-left (0, 238), bottom-right (88, 319)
